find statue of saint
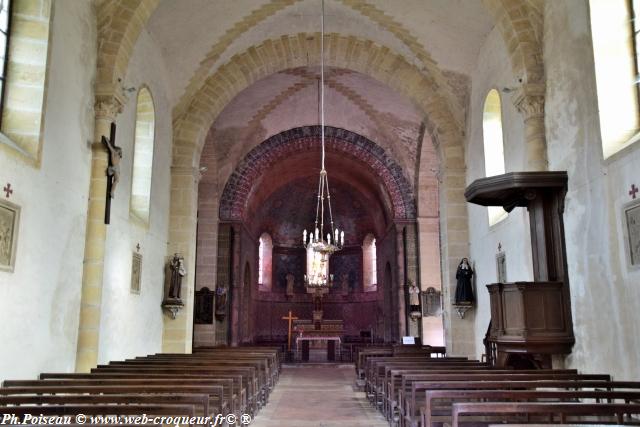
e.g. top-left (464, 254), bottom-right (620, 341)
top-left (455, 258), bottom-right (474, 305)
top-left (285, 273), bottom-right (295, 297)
top-left (102, 134), bottom-right (122, 199)
top-left (215, 285), bottom-right (228, 319)
top-left (168, 253), bottom-right (186, 299)
top-left (408, 281), bottom-right (421, 311)
top-left (341, 273), bottom-right (349, 295)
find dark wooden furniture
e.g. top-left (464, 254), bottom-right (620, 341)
top-left (465, 172), bottom-right (574, 367)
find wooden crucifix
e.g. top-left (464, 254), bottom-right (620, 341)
top-left (101, 122), bottom-right (121, 224)
top-left (281, 310), bottom-right (298, 352)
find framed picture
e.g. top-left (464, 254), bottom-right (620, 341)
top-left (131, 252), bottom-right (142, 294)
top-left (623, 200), bottom-right (640, 268)
top-left (0, 199), bottom-right (20, 272)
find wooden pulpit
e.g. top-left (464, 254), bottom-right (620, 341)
top-left (465, 172), bottom-right (575, 368)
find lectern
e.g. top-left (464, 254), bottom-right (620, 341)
top-left (465, 172), bottom-right (575, 368)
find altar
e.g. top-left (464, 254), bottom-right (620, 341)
top-left (293, 319), bottom-right (344, 362)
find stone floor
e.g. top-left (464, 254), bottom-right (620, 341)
top-left (251, 364), bottom-right (388, 427)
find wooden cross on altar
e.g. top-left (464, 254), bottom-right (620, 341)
top-left (630, 184), bottom-right (638, 200)
top-left (281, 310), bottom-right (298, 352)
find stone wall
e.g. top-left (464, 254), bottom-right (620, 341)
top-left (99, 29), bottom-right (172, 364)
top-left (544, 0), bottom-right (640, 380)
top-left (0, 1), bottom-right (95, 380)
top-left (467, 25), bottom-right (533, 360)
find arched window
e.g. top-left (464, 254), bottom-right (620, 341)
top-left (362, 233), bottom-right (377, 292)
top-left (130, 87), bottom-right (155, 224)
top-left (258, 233), bottom-right (272, 291)
top-left (0, 0), bottom-right (53, 164)
top-left (482, 89), bottom-right (508, 225)
top-left (590, 0), bottom-right (640, 158)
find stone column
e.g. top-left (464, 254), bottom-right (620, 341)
top-left (162, 165), bottom-right (202, 353)
top-left (75, 95), bottom-right (124, 372)
top-left (230, 224), bottom-right (241, 346)
top-left (404, 222), bottom-right (420, 338)
top-left (514, 83), bottom-right (547, 171)
top-left (396, 225), bottom-right (407, 339)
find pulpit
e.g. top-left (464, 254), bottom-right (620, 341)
top-left (465, 172), bottom-right (575, 368)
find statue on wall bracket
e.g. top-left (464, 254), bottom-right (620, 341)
top-left (161, 253), bottom-right (185, 319)
top-left (408, 280), bottom-right (422, 321)
top-left (453, 257), bottom-right (474, 319)
top-left (215, 284), bottom-right (228, 321)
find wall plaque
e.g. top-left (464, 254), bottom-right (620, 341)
top-left (0, 199), bottom-right (20, 272)
top-left (624, 201), bottom-right (640, 268)
top-left (422, 287), bottom-right (442, 317)
top-left (195, 287), bottom-right (214, 324)
top-left (131, 252), bottom-right (142, 294)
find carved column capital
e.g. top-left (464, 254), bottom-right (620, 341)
top-left (513, 83), bottom-right (546, 120)
top-left (94, 96), bottom-right (124, 121)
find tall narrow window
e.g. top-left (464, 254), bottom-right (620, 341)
top-left (0, 0), bottom-right (52, 164)
top-left (590, 0), bottom-right (640, 158)
top-left (0, 0), bottom-right (12, 122)
top-left (258, 233), bottom-right (272, 291)
top-left (130, 87), bottom-right (155, 224)
top-left (363, 233), bottom-right (377, 292)
top-left (482, 89), bottom-right (508, 225)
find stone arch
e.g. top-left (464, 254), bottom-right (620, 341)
top-left (96, 0), bottom-right (160, 95)
top-left (166, 33), bottom-right (472, 354)
top-left (172, 32), bottom-right (464, 171)
top-left (482, 0), bottom-right (544, 83)
top-left (218, 126), bottom-right (416, 222)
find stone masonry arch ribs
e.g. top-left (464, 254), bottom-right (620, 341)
top-left (218, 126), bottom-right (416, 222)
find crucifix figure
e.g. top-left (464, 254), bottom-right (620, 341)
top-left (630, 184), bottom-right (638, 200)
top-left (101, 122), bottom-right (120, 224)
top-left (281, 310), bottom-right (298, 352)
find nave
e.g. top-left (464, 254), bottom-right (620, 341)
top-left (3, 345), bottom-right (640, 426)
top-left (252, 364), bottom-right (386, 427)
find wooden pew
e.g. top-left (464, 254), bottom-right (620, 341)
top-left (450, 402), bottom-right (640, 426)
top-left (405, 380), bottom-right (640, 427)
top-left (93, 363), bottom-right (259, 412)
top-left (398, 373), bottom-right (611, 427)
top-left (0, 394), bottom-right (209, 417)
top-left (38, 372), bottom-right (246, 412)
top-left (3, 379), bottom-right (229, 416)
top-left (422, 389), bottom-right (640, 427)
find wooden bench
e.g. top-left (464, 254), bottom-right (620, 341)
top-left (422, 389), bottom-right (640, 427)
top-left (398, 373), bottom-right (612, 427)
top-left (451, 402), bottom-right (640, 426)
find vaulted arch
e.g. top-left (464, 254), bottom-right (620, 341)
top-left (218, 126), bottom-right (416, 222)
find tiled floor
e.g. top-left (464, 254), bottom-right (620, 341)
top-left (251, 364), bottom-right (388, 427)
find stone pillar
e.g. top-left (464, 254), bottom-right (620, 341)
top-left (417, 216), bottom-right (444, 345)
top-left (230, 224), bottom-right (241, 346)
top-left (162, 165), bottom-right (201, 353)
top-left (514, 83), bottom-right (547, 172)
top-left (75, 95), bottom-right (124, 372)
top-left (404, 223), bottom-right (420, 337)
top-left (396, 225), bottom-right (407, 339)
top-left (215, 224), bottom-right (232, 345)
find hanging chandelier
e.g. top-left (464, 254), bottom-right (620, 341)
top-left (303, 0), bottom-right (344, 288)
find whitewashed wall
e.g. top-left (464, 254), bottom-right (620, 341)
top-left (99, 29), bottom-right (172, 364)
top-left (466, 27), bottom-right (533, 359)
top-left (0, 1), bottom-right (95, 380)
top-left (544, 0), bottom-right (640, 380)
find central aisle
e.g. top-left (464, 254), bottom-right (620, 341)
top-left (251, 364), bottom-right (388, 427)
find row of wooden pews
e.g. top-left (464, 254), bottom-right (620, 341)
top-left (362, 348), bottom-right (640, 427)
top-left (0, 346), bottom-right (281, 425)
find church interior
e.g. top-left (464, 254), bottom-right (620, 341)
top-left (1, 0), bottom-right (640, 425)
